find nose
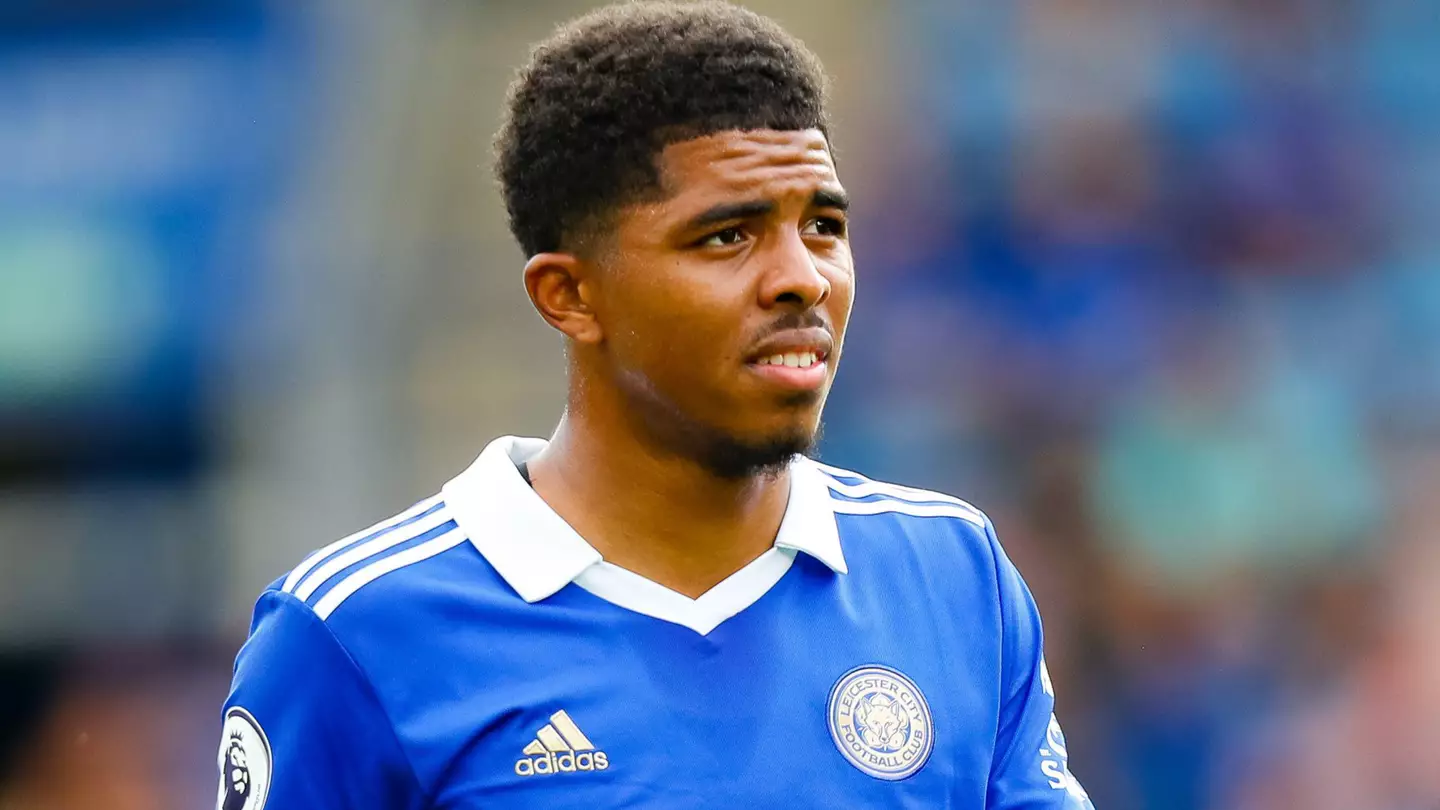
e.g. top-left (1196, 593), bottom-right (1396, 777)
top-left (757, 228), bottom-right (831, 310)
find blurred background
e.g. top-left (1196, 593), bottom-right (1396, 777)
top-left (1, 0), bottom-right (1437, 807)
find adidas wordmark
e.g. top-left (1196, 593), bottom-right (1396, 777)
top-left (514, 710), bottom-right (610, 777)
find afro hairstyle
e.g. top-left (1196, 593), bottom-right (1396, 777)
top-left (494, 1), bottom-right (831, 257)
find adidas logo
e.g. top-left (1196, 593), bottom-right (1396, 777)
top-left (514, 710), bottom-right (610, 777)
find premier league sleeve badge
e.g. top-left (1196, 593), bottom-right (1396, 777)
top-left (215, 707), bottom-right (272, 810)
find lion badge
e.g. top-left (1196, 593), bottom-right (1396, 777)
top-left (827, 665), bottom-right (934, 780)
top-left (215, 707), bottom-right (272, 810)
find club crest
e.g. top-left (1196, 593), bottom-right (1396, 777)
top-left (827, 665), bottom-right (934, 780)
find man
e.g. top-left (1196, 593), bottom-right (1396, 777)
top-left (216, 2), bottom-right (1093, 807)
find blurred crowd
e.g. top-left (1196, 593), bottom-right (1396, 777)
top-left (826, 1), bottom-right (1440, 807)
top-left (2, 1), bottom-right (1437, 808)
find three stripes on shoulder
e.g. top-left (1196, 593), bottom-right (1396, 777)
top-left (282, 463), bottom-right (984, 621)
top-left (281, 495), bottom-right (462, 620)
top-left (812, 461), bottom-right (987, 528)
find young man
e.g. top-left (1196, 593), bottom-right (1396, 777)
top-left (216, 2), bottom-right (1093, 808)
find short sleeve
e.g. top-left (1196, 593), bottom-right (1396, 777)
top-left (985, 522), bottom-right (1095, 809)
top-left (214, 589), bottom-right (425, 810)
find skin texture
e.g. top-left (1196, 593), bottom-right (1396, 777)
top-left (523, 129), bottom-right (854, 598)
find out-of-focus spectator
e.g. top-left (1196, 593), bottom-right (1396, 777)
top-left (1217, 455), bottom-right (1440, 810)
top-left (5, 1), bottom-right (1439, 807)
top-left (0, 648), bottom-right (230, 810)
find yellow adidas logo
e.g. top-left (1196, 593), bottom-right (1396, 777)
top-left (514, 710), bottom-right (610, 777)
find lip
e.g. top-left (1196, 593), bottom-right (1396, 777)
top-left (745, 327), bottom-right (835, 363)
top-left (744, 327), bottom-right (834, 392)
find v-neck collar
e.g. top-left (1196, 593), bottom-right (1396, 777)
top-left (441, 436), bottom-right (846, 635)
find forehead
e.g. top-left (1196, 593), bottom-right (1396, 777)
top-left (657, 129), bottom-right (838, 201)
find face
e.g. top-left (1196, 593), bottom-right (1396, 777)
top-left (587, 129), bottom-right (855, 477)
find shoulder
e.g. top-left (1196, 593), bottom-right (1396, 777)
top-left (807, 458), bottom-right (991, 530)
top-left (807, 460), bottom-right (1041, 634)
top-left (262, 493), bottom-right (493, 634)
top-left (804, 458), bottom-right (1004, 566)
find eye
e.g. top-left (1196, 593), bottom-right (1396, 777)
top-left (697, 226), bottom-right (747, 248)
top-left (803, 216), bottom-right (846, 237)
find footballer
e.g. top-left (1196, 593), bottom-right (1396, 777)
top-left (216, 2), bottom-right (1094, 807)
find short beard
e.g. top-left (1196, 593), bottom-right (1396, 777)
top-left (690, 422), bottom-right (819, 480)
top-left (620, 373), bottom-right (821, 480)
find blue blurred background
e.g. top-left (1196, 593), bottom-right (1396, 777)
top-left (2, 1), bottom-right (1438, 807)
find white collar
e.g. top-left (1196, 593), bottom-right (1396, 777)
top-left (441, 435), bottom-right (846, 607)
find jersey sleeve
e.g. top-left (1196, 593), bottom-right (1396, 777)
top-left (985, 522), bottom-right (1095, 809)
top-left (214, 589), bottom-right (425, 810)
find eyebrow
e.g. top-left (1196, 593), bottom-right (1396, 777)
top-left (687, 200), bottom-right (774, 230)
top-left (812, 187), bottom-right (850, 212)
top-left (684, 188), bottom-right (851, 231)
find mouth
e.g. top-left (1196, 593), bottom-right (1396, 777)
top-left (751, 348), bottom-right (827, 370)
top-left (744, 329), bottom-right (833, 393)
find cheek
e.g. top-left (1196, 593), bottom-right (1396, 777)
top-left (825, 263), bottom-right (857, 330)
top-left (608, 268), bottom-right (738, 378)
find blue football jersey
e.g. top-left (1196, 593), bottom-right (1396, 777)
top-left (216, 436), bottom-right (1093, 809)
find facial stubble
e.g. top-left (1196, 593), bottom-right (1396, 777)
top-left (618, 367), bottom-right (825, 480)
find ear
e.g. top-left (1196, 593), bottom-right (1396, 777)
top-left (523, 252), bottom-right (604, 344)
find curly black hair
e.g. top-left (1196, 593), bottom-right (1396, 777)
top-left (495, 1), bottom-right (831, 257)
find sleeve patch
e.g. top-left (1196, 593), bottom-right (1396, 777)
top-left (215, 707), bottom-right (273, 810)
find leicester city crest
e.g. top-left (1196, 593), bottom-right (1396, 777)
top-left (827, 665), bottom-right (934, 781)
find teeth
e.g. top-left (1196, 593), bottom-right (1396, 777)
top-left (757, 351), bottom-right (821, 367)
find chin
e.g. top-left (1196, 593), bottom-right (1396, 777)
top-left (776, 387), bottom-right (827, 410)
top-left (621, 372), bottom-right (825, 479)
top-left (697, 421), bottom-right (820, 480)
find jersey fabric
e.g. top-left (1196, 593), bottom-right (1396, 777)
top-left (216, 436), bottom-right (1093, 809)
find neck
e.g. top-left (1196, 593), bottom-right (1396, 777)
top-left (527, 400), bottom-right (792, 600)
